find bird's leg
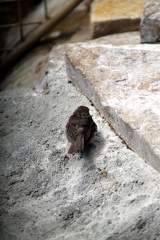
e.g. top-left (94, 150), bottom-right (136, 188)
top-left (75, 150), bottom-right (83, 160)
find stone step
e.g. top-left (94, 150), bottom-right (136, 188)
top-left (65, 41), bottom-right (160, 172)
top-left (90, 0), bottom-right (145, 38)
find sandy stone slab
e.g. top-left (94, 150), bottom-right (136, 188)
top-left (65, 42), bottom-right (160, 172)
top-left (90, 0), bottom-right (145, 38)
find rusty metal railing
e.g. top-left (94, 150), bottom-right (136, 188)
top-left (0, 0), bottom-right (83, 79)
top-left (0, 0), bottom-right (49, 56)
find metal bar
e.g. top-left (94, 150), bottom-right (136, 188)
top-left (0, 48), bottom-right (13, 52)
top-left (43, 0), bottom-right (49, 20)
top-left (0, 22), bottom-right (42, 28)
top-left (0, 0), bottom-right (21, 2)
top-left (17, 0), bottom-right (24, 41)
top-left (0, 0), bottom-right (84, 79)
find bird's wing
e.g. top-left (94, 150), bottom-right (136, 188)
top-left (66, 115), bottom-right (79, 142)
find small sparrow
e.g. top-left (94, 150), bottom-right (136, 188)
top-left (66, 106), bottom-right (97, 154)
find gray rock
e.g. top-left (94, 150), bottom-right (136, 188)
top-left (140, 0), bottom-right (160, 43)
top-left (0, 44), bottom-right (160, 240)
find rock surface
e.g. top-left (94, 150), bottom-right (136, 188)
top-left (90, 0), bottom-right (145, 38)
top-left (1, 43), bottom-right (160, 240)
top-left (140, 0), bottom-right (160, 43)
top-left (65, 42), bottom-right (160, 173)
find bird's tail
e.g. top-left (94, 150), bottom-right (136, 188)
top-left (68, 134), bottom-right (84, 154)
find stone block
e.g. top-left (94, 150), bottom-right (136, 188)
top-left (65, 42), bottom-right (160, 172)
top-left (91, 0), bottom-right (145, 38)
top-left (140, 0), bottom-right (160, 43)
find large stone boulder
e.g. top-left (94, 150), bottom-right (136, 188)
top-left (0, 42), bottom-right (160, 240)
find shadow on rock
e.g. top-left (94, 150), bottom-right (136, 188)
top-left (83, 130), bottom-right (106, 160)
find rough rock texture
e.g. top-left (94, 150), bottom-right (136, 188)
top-left (1, 43), bottom-right (160, 240)
top-left (140, 0), bottom-right (160, 43)
top-left (65, 42), bottom-right (160, 173)
top-left (90, 0), bottom-right (145, 38)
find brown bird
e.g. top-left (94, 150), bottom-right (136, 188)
top-left (66, 106), bottom-right (97, 154)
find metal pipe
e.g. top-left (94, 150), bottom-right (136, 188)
top-left (0, 48), bottom-right (13, 52)
top-left (17, 0), bottom-right (24, 41)
top-left (0, 22), bottom-right (42, 28)
top-left (43, 0), bottom-right (49, 20)
top-left (0, 0), bottom-right (21, 2)
top-left (0, 0), bottom-right (83, 78)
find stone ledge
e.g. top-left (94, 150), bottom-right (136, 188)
top-left (65, 42), bottom-right (160, 172)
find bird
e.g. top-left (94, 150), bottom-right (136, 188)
top-left (66, 106), bottom-right (97, 154)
